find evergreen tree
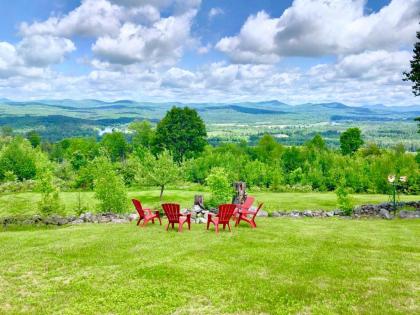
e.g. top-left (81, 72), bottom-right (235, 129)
top-left (403, 27), bottom-right (420, 96)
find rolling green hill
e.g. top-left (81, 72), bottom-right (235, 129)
top-left (0, 99), bottom-right (418, 149)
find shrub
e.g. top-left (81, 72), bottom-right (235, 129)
top-left (335, 185), bottom-right (353, 215)
top-left (74, 191), bottom-right (88, 216)
top-left (0, 180), bottom-right (36, 193)
top-left (271, 184), bottom-right (313, 193)
top-left (205, 167), bottom-right (233, 208)
top-left (93, 155), bottom-right (128, 213)
top-left (36, 154), bottom-right (64, 215)
top-left (0, 137), bottom-right (37, 181)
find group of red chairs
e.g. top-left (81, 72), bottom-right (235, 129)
top-left (131, 197), bottom-right (263, 233)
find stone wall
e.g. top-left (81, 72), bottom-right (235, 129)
top-left (1, 201), bottom-right (419, 227)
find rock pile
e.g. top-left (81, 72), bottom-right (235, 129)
top-left (353, 201), bottom-right (420, 219)
top-left (1, 212), bottom-right (137, 227)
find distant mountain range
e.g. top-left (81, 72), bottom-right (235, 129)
top-left (1, 98), bottom-right (419, 125)
top-left (1, 98), bottom-right (418, 145)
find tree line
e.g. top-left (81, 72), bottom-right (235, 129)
top-left (0, 106), bottom-right (419, 213)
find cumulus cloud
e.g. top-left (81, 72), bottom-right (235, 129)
top-left (18, 35), bottom-right (75, 67)
top-left (20, 0), bottom-right (123, 37)
top-left (16, 0), bottom-right (200, 68)
top-left (216, 11), bottom-right (280, 64)
top-left (92, 10), bottom-right (196, 66)
top-left (217, 0), bottom-right (420, 63)
top-left (0, 0), bottom-right (417, 106)
top-left (0, 36), bottom-right (74, 79)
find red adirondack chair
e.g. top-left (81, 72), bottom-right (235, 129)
top-left (162, 203), bottom-right (191, 232)
top-left (207, 204), bottom-right (236, 233)
top-left (235, 203), bottom-right (264, 228)
top-left (132, 199), bottom-right (161, 227)
top-left (232, 196), bottom-right (255, 221)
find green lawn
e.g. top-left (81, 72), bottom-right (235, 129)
top-left (0, 189), bottom-right (418, 217)
top-left (0, 219), bottom-right (419, 314)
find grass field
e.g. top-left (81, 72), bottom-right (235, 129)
top-left (0, 189), bottom-right (419, 217)
top-left (0, 219), bottom-right (419, 314)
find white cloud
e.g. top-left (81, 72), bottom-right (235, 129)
top-left (18, 35), bottom-right (75, 67)
top-left (0, 0), bottom-right (418, 106)
top-left (216, 11), bottom-right (280, 64)
top-left (92, 10), bottom-right (196, 66)
top-left (209, 7), bottom-right (224, 20)
top-left (216, 0), bottom-right (420, 63)
top-left (15, 0), bottom-right (200, 69)
top-left (20, 0), bottom-right (124, 38)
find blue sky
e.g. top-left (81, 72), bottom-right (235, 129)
top-left (0, 0), bottom-right (418, 105)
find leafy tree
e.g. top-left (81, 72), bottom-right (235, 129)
top-left (0, 137), bottom-right (37, 181)
top-left (255, 134), bottom-right (283, 163)
top-left (138, 150), bottom-right (180, 200)
top-left (129, 120), bottom-right (154, 150)
top-left (403, 27), bottom-right (420, 96)
top-left (35, 151), bottom-right (63, 215)
top-left (335, 184), bottom-right (353, 216)
top-left (100, 131), bottom-right (128, 162)
top-left (340, 128), bottom-right (364, 155)
top-left (282, 147), bottom-right (303, 173)
top-left (92, 155), bottom-right (127, 213)
top-left (154, 107), bottom-right (207, 162)
top-left (26, 130), bottom-right (41, 147)
top-left (306, 134), bottom-right (326, 150)
top-left (205, 167), bottom-right (232, 208)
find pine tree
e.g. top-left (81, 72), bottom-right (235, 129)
top-left (403, 28), bottom-right (420, 96)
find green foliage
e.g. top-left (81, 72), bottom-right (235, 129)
top-left (100, 131), bottom-right (128, 162)
top-left (92, 155), bottom-right (128, 213)
top-left (205, 167), bottom-right (232, 208)
top-left (154, 106), bottom-right (207, 162)
top-left (255, 134), bottom-right (283, 163)
top-left (403, 29), bottom-right (420, 96)
top-left (306, 133), bottom-right (326, 150)
top-left (129, 120), bottom-right (155, 152)
top-left (35, 151), bottom-right (64, 215)
top-left (137, 150), bottom-right (180, 199)
top-left (335, 185), bottom-right (353, 215)
top-left (26, 130), bottom-right (41, 147)
top-left (0, 137), bottom-right (37, 181)
top-left (74, 191), bottom-right (88, 216)
top-left (340, 127), bottom-right (364, 155)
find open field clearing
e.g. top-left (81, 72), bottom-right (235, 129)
top-left (0, 219), bottom-right (419, 314)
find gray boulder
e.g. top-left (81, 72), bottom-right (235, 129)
top-left (399, 210), bottom-right (420, 219)
top-left (70, 219), bottom-right (84, 224)
top-left (379, 209), bottom-right (393, 220)
top-left (128, 213), bottom-right (139, 222)
top-left (111, 218), bottom-right (129, 224)
top-left (326, 211), bottom-right (335, 217)
top-left (257, 210), bottom-right (268, 217)
top-left (45, 215), bottom-right (68, 226)
top-left (303, 210), bottom-right (313, 217)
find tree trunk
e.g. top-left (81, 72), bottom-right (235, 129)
top-left (160, 185), bottom-right (165, 200)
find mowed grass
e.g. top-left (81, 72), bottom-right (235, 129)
top-left (0, 219), bottom-right (419, 314)
top-left (0, 189), bottom-right (419, 217)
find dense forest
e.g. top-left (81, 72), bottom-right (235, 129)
top-left (0, 107), bottom-right (419, 212)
